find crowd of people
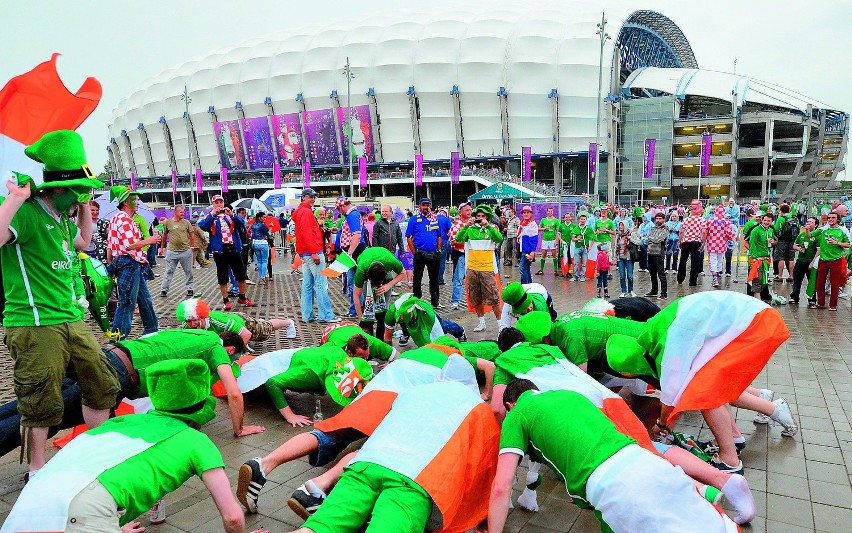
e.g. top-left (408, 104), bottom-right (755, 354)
top-left (0, 129), bottom-right (833, 532)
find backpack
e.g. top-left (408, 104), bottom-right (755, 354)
top-left (779, 214), bottom-right (799, 241)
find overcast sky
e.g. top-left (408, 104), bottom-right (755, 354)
top-left (3, 0), bottom-right (849, 176)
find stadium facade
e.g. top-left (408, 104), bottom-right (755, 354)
top-left (107, 6), bottom-right (848, 207)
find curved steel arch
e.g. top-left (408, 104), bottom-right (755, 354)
top-left (616, 10), bottom-right (698, 79)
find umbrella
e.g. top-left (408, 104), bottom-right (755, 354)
top-left (264, 216), bottom-right (281, 233)
top-left (93, 193), bottom-right (156, 226)
top-left (232, 197), bottom-right (272, 214)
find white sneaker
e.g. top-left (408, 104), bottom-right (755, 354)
top-left (246, 280), bottom-right (256, 285)
top-left (620, 292), bottom-right (627, 297)
top-left (286, 321), bottom-right (297, 339)
top-left (771, 398), bottom-right (798, 436)
top-left (839, 291), bottom-right (850, 301)
top-left (754, 389), bottom-right (773, 423)
top-left (473, 322), bottom-right (487, 332)
top-left (629, 291), bottom-right (637, 297)
top-left (451, 303), bottom-right (459, 310)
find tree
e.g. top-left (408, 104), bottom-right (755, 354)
top-left (97, 161), bottom-right (112, 183)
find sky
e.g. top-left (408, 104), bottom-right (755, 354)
top-left (3, 0), bottom-right (849, 176)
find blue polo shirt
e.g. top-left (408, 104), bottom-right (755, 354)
top-left (406, 213), bottom-right (441, 251)
top-left (437, 214), bottom-right (452, 241)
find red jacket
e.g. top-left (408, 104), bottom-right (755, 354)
top-left (292, 202), bottom-right (324, 255)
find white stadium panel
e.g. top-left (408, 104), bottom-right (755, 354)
top-left (193, 110), bottom-right (219, 173)
top-left (458, 92), bottom-right (503, 157)
top-left (143, 123), bottom-right (171, 177)
top-left (507, 93), bottom-right (553, 154)
top-left (126, 128), bottom-right (147, 175)
top-left (374, 94), bottom-right (415, 162)
top-left (165, 117), bottom-right (192, 175)
top-left (417, 92), bottom-right (458, 159)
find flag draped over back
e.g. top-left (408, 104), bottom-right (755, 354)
top-left (0, 54), bottom-right (102, 196)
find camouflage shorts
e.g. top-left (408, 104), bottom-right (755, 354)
top-left (236, 313), bottom-right (274, 342)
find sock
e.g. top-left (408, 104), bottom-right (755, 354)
top-left (733, 436), bottom-right (746, 445)
top-left (223, 297), bottom-right (230, 303)
top-left (770, 405), bottom-right (780, 420)
top-left (517, 488), bottom-right (539, 512)
top-left (553, 257), bottom-right (559, 271)
top-left (239, 293), bottom-right (246, 300)
top-left (304, 479), bottom-right (327, 499)
top-left (478, 317), bottom-right (486, 326)
top-left (539, 258), bottom-right (544, 270)
top-left (722, 474), bottom-right (756, 525)
top-left (27, 468), bottom-right (39, 480)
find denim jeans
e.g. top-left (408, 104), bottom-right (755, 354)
top-left (451, 252), bottom-right (466, 305)
top-left (438, 316), bottom-right (465, 340)
top-left (573, 247), bottom-right (587, 279)
top-left (346, 267), bottom-right (356, 315)
top-left (111, 256), bottom-right (158, 338)
top-left (520, 253), bottom-right (532, 284)
top-left (617, 258), bottom-right (634, 293)
top-left (253, 241), bottom-right (270, 279)
top-left (301, 254), bottom-right (336, 321)
top-left (438, 240), bottom-right (450, 282)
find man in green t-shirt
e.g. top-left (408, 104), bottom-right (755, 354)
top-left (321, 323), bottom-right (398, 363)
top-left (571, 214), bottom-right (595, 281)
top-left (546, 311), bottom-right (648, 374)
top-left (177, 298), bottom-right (297, 346)
top-left (3, 359), bottom-right (262, 533)
top-left (0, 130), bottom-right (120, 475)
top-left (790, 216), bottom-right (819, 305)
top-left (746, 213), bottom-right (776, 297)
top-left (383, 292), bottom-right (466, 347)
top-left (558, 212), bottom-right (578, 277)
top-left (806, 211), bottom-right (852, 309)
top-left (486, 379), bottom-right (738, 532)
top-left (537, 207), bottom-right (559, 275)
top-left (592, 208), bottom-right (616, 246)
top-left (351, 247), bottom-right (406, 336)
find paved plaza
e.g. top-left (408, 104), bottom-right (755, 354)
top-left (0, 255), bottom-right (851, 532)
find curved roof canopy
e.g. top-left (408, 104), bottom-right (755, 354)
top-left (617, 10), bottom-right (698, 75)
top-left (623, 67), bottom-right (839, 114)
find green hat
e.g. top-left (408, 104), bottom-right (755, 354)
top-left (109, 185), bottom-right (141, 205)
top-left (474, 204), bottom-right (493, 218)
top-left (502, 282), bottom-right (533, 314)
top-left (516, 311), bottom-right (552, 344)
top-left (605, 334), bottom-right (653, 377)
top-left (22, 130), bottom-right (104, 190)
top-left (325, 356), bottom-right (374, 406)
top-left (632, 207), bottom-right (643, 219)
top-left (147, 359), bottom-right (216, 426)
top-left (449, 207), bottom-right (459, 216)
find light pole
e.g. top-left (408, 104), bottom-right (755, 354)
top-left (342, 57), bottom-right (355, 197)
top-left (181, 86), bottom-right (196, 206)
top-left (593, 13), bottom-right (610, 199)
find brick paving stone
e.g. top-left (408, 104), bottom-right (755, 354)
top-left (0, 257), bottom-right (850, 530)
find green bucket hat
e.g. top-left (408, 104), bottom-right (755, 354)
top-left (502, 282), bottom-right (533, 315)
top-left (474, 204), bottom-right (493, 218)
top-left (109, 185), bottom-right (141, 205)
top-left (449, 207), bottom-right (459, 217)
top-left (325, 356), bottom-right (374, 406)
top-left (147, 359), bottom-right (216, 426)
top-left (605, 334), bottom-right (654, 377)
top-left (21, 130), bottom-right (104, 190)
top-left (516, 311), bottom-right (552, 344)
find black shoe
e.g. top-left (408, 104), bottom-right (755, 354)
top-left (398, 335), bottom-right (410, 346)
top-left (808, 301), bottom-right (818, 309)
top-left (658, 294), bottom-right (667, 300)
top-left (237, 458), bottom-right (266, 513)
top-left (698, 439), bottom-right (746, 455)
top-left (187, 290), bottom-right (194, 297)
top-left (688, 283), bottom-right (698, 287)
top-left (789, 299), bottom-right (799, 305)
top-left (459, 329), bottom-right (468, 343)
top-left (160, 290), bottom-right (167, 298)
top-left (288, 485), bottom-right (325, 520)
top-left (644, 292), bottom-right (658, 297)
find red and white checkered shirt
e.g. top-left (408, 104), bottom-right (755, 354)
top-left (108, 211), bottom-right (147, 263)
top-left (705, 218), bottom-right (734, 253)
top-left (448, 217), bottom-right (468, 252)
top-left (217, 215), bottom-right (234, 244)
top-left (680, 214), bottom-right (706, 243)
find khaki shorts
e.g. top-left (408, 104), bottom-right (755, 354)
top-left (6, 321), bottom-right (120, 427)
top-left (66, 480), bottom-right (124, 532)
top-left (467, 270), bottom-right (500, 307)
top-left (236, 313), bottom-right (275, 342)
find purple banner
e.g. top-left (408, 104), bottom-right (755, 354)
top-left (270, 113), bottom-right (304, 167)
top-left (171, 169), bottom-right (177, 196)
top-left (213, 120), bottom-right (246, 170)
top-left (522, 146), bottom-right (532, 182)
top-left (415, 154), bottom-right (424, 186)
top-left (302, 160), bottom-right (310, 188)
top-left (451, 151), bottom-right (460, 185)
top-left (221, 167), bottom-right (229, 193)
top-left (701, 133), bottom-right (713, 176)
top-left (359, 157), bottom-right (367, 188)
top-left (273, 162), bottom-right (282, 189)
top-left (130, 171), bottom-right (136, 190)
top-left (302, 109), bottom-right (338, 166)
top-left (644, 139), bottom-right (656, 179)
top-left (588, 142), bottom-right (597, 182)
top-left (195, 168), bottom-right (203, 195)
top-left (240, 117), bottom-right (274, 169)
top-left (337, 105), bottom-right (375, 164)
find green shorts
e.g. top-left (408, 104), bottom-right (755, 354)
top-left (7, 321), bottom-right (120, 427)
top-left (303, 462), bottom-right (432, 533)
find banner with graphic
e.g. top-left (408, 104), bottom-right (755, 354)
top-left (241, 116), bottom-right (274, 170)
top-left (644, 138), bottom-right (656, 179)
top-left (195, 168), bottom-right (203, 194)
top-left (220, 167), bottom-right (229, 193)
top-left (303, 109), bottom-right (339, 166)
top-left (522, 146), bottom-right (531, 182)
top-left (700, 133), bottom-right (713, 176)
top-left (359, 157), bottom-right (367, 187)
top-left (273, 162), bottom-right (281, 189)
top-left (213, 120), bottom-right (246, 170)
top-left (270, 113), bottom-right (304, 167)
top-left (336, 105), bottom-right (375, 164)
top-left (588, 142), bottom-right (597, 183)
top-left (451, 151), bottom-right (460, 185)
top-left (415, 154), bottom-right (424, 186)
top-left (171, 170), bottom-right (177, 195)
top-left (303, 160), bottom-right (311, 188)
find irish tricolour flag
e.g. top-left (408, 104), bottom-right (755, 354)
top-left (0, 54), bottom-right (101, 196)
top-left (320, 251), bottom-right (356, 277)
top-left (650, 291), bottom-right (790, 423)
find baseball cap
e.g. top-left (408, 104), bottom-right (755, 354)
top-left (521, 205), bottom-right (532, 213)
top-left (419, 197), bottom-right (432, 205)
top-left (212, 194), bottom-right (224, 202)
top-left (302, 188), bottom-right (318, 197)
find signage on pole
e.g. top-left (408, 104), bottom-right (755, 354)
top-left (195, 168), bottom-right (203, 195)
top-left (171, 170), bottom-right (177, 196)
top-left (359, 157), bottom-right (367, 188)
top-left (130, 172), bottom-right (136, 190)
top-left (451, 151), bottom-right (460, 185)
top-left (644, 139), bottom-right (656, 179)
top-left (220, 167), bottom-right (229, 193)
top-left (701, 133), bottom-right (713, 176)
top-left (301, 161), bottom-right (309, 189)
top-left (415, 154), bottom-right (424, 186)
top-left (522, 146), bottom-right (532, 182)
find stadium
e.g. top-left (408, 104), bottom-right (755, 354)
top-left (107, 5), bottom-right (848, 208)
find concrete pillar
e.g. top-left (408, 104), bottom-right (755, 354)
top-left (138, 124), bottom-right (155, 176)
top-left (111, 138), bottom-right (125, 178)
top-left (451, 86), bottom-right (465, 158)
top-left (498, 87), bottom-right (510, 156)
top-left (367, 88), bottom-right (384, 162)
top-left (120, 131), bottom-right (138, 177)
top-left (160, 117), bottom-right (178, 173)
top-left (407, 87), bottom-right (422, 155)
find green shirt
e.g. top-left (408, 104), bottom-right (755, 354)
top-left (500, 389), bottom-right (635, 507)
top-left (352, 247), bottom-right (404, 289)
top-left (265, 346), bottom-right (346, 409)
top-left (386, 293), bottom-right (440, 347)
top-left (190, 311), bottom-right (246, 335)
top-left (117, 330), bottom-right (231, 397)
top-left (133, 213), bottom-right (151, 252)
top-left (747, 224), bottom-right (773, 258)
top-left (559, 222), bottom-right (578, 243)
top-left (571, 225), bottom-right (595, 248)
top-left (323, 324), bottom-right (395, 362)
top-left (494, 342), bottom-right (565, 386)
top-left (540, 216), bottom-right (559, 241)
top-left (96, 413), bottom-right (224, 526)
top-left (460, 340), bottom-right (500, 362)
top-left (592, 219), bottom-right (615, 243)
top-left (1, 199), bottom-right (84, 327)
top-left (549, 312), bottom-right (648, 373)
top-left (794, 231), bottom-right (818, 263)
top-left (811, 228), bottom-right (850, 261)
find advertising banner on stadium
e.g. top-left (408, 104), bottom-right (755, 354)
top-left (451, 151), bottom-right (460, 184)
top-left (644, 138), bottom-right (656, 179)
top-left (303, 109), bottom-right (339, 166)
top-left (303, 160), bottom-right (311, 188)
top-left (241, 116), bottom-right (275, 170)
top-left (195, 168), bottom-right (203, 194)
top-left (270, 113), bottom-right (304, 168)
top-left (588, 142), bottom-right (597, 182)
top-left (220, 167), bottom-right (229, 193)
top-left (273, 162), bottom-right (281, 189)
top-left (337, 105), bottom-right (375, 164)
top-left (415, 153), bottom-right (424, 186)
top-left (213, 120), bottom-right (246, 170)
top-left (522, 146), bottom-right (532, 181)
top-left (359, 156), bottom-right (367, 187)
top-left (701, 133), bottom-right (713, 176)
